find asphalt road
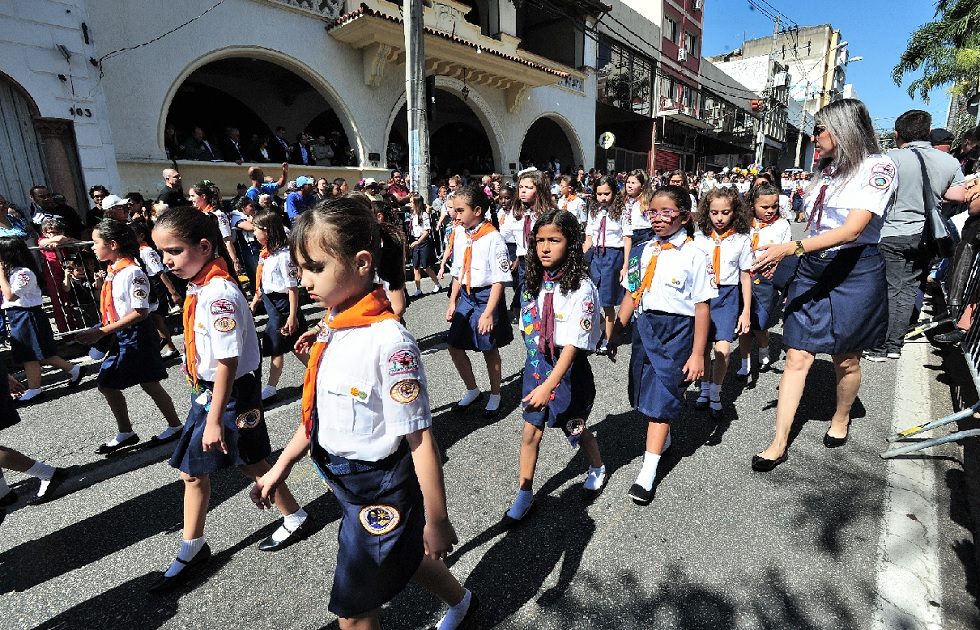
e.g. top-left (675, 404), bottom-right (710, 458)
top-left (0, 277), bottom-right (976, 629)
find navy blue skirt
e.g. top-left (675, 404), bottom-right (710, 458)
top-left (589, 247), bottom-right (626, 308)
top-left (748, 277), bottom-right (779, 331)
top-left (628, 311), bottom-right (694, 421)
top-left (783, 245), bottom-right (886, 355)
top-left (709, 284), bottom-right (740, 342)
top-left (168, 369), bottom-right (271, 476)
top-left (522, 350), bottom-right (595, 432)
top-left (310, 439), bottom-right (424, 618)
top-left (97, 319), bottom-right (168, 389)
top-left (7, 306), bottom-right (58, 363)
top-left (410, 241), bottom-right (434, 269)
top-left (447, 285), bottom-right (513, 351)
top-left (260, 291), bottom-right (307, 357)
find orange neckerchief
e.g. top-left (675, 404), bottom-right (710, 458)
top-left (461, 221), bottom-right (497, 294)
top-left (562, 193), bottom-right (578, 205)
top-left (183, 258), bottom-right (235, 389)
top-left (255, 247), bottom-right (270, 293)
top-left (710, 227), bottom-right (736, 280)
top-left (750, 218), bottom-right (778, 251)
top-left (301, 287), bottom-right (399, 438)
top-left (100, 258), bottom-right (137, 325)
top-left (632, 237), bottom-right (692, 302)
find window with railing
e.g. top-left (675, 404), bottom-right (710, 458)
top-left (597, 37), bottom-right (654, 117)
top-left (684, 32), bottom-right (699, 57)
top-left (664, 16), bottom-right (678, 44)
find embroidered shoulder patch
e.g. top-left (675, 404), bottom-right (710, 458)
top-left (387, 349), bottom-right (420, 376)
top-left (359, 505), bottom-right (401, 535)
top-left (580, 317), bottom-right (592, 331)
top-left (235, 408), bottom-right (262, 429)
top-left (132, 288), bottom-right (147, 300)
top-left (213, 316), bottom-right (236, 332)
top-left (389, 379), bottom-right (421, 404)
top-left (210, 299), bottom-right (236, 315)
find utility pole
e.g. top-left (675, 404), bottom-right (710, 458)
top-left (794, 81), bottom-right (808, 168)
top-left (404, 0), bottom-right (430, 198)
top-left (755, 15), bottom-right (779, 166)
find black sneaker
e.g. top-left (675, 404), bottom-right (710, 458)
top-left (628, 483), bottom-right (654, 505)
top-left (932, 329), bottom-right (966, 346)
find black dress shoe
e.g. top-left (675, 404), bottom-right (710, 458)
top-left (823, 432), bottom-right (848, 448)
top-left (933, 329), bottom-right (966, 346)
top-left (628, 483), bottom-right (654, 505)
top-left (751, 453), bottom-right (788, 472)
top-left (709, 406), bottom-right (725, 422)
top-left (694, 398), bottom-right (708, 410)
top-left (148, 543), bottom-right (212, 594)
top-left (0, 490), bottom-right (17, 508)
top-left (95, 433), bottom-right (139, 455)
top-left (501, 500), bottom-right (535, 527)
top-left (29, 467), bottom-right (70, 505)
top-left (258, 521), bottom-right (309, 552)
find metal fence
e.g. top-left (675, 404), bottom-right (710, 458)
top-left (882, 244), bottom-right (980, 458)
top-left (21, 242), bottom-right (102, 337)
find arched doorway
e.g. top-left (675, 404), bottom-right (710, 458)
top-left (0, 74), bottom-right (48, 211)
top-left (387, 88), bottom-right (494, 175)
top-left (165, 57), bottom-right (356, 165)
top-left (519, 117), bottom-right (577, 174)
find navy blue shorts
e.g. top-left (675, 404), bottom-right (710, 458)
top-left (589, 247), bottom-right (625, 308)
top-left (748, 277), bottom-right (779, 331)
top-left (783, 245), bottom-right (886, 355)
top-left (6, 306), bottom-right (58, 363)
top-left (628, 311), bottom-right (694, 421)
top-left (168, 369), bottom-right (271, 476)
top-left (310, 439), bottom-right (425, 618)
top-left (97, 319), bottom-right (168, 390)
top-left (447, 285), bottom-right (513, 352)
top-left (260, 291), bottom-right (307, 357)
top-left (410, 241), bottom-right (434, 269)
top-left (709, 284), bottom-right (740, 342)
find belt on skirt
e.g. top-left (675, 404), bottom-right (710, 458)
top-left (311, 438), bottom-right (409, 476)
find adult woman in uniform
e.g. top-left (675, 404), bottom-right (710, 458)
top-left (749, 99), bottom-right (897, 471)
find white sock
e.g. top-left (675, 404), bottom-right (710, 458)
top-left (155, 425), bottom-right (182, 441)
top-left (19, 388), bottom-right (42, 401)
top-left (271, 507), bottom-right (308, 543)
top-left (26, 461), bottom-right (55, 481)
top-left (708, 383), bottom-right (721, 403)
top-left (635, 451), bottom-right (662, 491)
top-left (458, 388), bottom-right (480, 406)
top-left (506, 488), bottom-right (534, 519)
top-left (106, 431), bottom-right (136, 447)
top-left (737, 357), bottom-right (751, 375)
top-left (164, 537), bottom-right (206, 578)
top-left (759, 346), bottom-right (770, 365)
top-left (437, 589), bottom-right (473, 630)
top-left (485, 393), bottom-right (501, 412)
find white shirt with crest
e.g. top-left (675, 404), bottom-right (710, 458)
top-left (260, 248), bottom-right (299, 294)
top-left (449, 224), bottom-right (511, 288)
top-left (3, 267), bottom-right (43, 308)
top-left (622, 230), bottom-right (717, 316)
top-left (691, 232), bottom-right (754, 287)
top-left (187, 277), bottom-right (260, 382)
top-left (532, 277), bottom-right (602, 350)
top-left (626, 196), bottom-right (651, 231)
top-left (410, 213), bottom-right (431, 239)
top-left (586, 208), bottom-right (631, 249)
top-left (108, 264), bottom-right (151, 319)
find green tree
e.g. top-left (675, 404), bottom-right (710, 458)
top-left (892, 0), bottom-right (980, 102)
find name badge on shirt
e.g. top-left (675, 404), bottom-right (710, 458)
top-left (555, 311), bottom-right (566, 322)
top-left (668, 277), bottom-right (684, 289)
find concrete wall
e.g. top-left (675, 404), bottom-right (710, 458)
top-left (0, 0), bottom-right (120, 201)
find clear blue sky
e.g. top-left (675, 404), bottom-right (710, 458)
top-left (703, 0), bottom-right (949, 131)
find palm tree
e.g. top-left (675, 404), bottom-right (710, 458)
top-left (892, 0), bottom-right (980, 102)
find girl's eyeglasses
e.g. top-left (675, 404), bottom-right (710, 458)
top-left (644, 208), bottom-right (681, 220)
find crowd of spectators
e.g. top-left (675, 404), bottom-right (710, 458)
top-left (164, 123), bottom-right (356, 167)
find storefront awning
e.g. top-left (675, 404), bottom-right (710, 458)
top-left (658, 108), bottom-right (714, 131)
top-left (328, 0), bottom-right (579, 112)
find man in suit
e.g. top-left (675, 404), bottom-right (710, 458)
top-left (289, 132), bottom-right (316, 166)
top-left (268, 126), bottom-right (291, 163)
top-left (184, 127), bottom-right (220, 161)
top-left (219, 127), bottom-right (246, 164)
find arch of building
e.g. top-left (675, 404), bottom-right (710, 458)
top-left (519, 112), bottom-right (585, 173)
top-left (160, 46), bottom-right (366, 166)
top-left (385, 75), bottom-right (506, 173)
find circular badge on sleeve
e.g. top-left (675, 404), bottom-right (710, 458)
top-left (389, 379), bottom-right (421, 404)
top-left (213, 316), bottom-right (237, 332)
top-left (359, 504), bottom-right (401, 535)
top-left (235, 408), bottom-right (262, 429)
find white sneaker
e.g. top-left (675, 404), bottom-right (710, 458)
top-left (160, 348), bottom-right (179, 360)
top-left (431, 284), bottom-right (442, 294)
top-left (19, 388), bottom-right (43, 402)
top-left (886, 352), bottom-right (901, 359)
top-left (583, 465), bottom-right (606, 491)
top-left (261, 385), bottom-right (278, 401)
top-left (759, 355), bottom-right (772, 367)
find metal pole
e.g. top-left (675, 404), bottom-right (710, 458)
top-left (755, 16), bottom-right (779, 166)
top-left (404, 0), bottom-right (430, 198)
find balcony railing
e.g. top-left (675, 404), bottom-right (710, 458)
top-left (261, 0), bottom-right (346, 19)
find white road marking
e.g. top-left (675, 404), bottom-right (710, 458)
top-left (872, 340), bottom-right (943, 630)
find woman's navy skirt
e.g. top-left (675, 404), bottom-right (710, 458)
top-left (447, 285), bottom-right (513, 351)
top-left (783, 245), bottom-right (886, 355)
top-left (260, 291), bottom-right (307, 357)
top-left (7, 306), bottom-right (57, 363)
top-left (589, 247), bottom-right (625, 308)
top-left (97, 318), bottom-right (168, 389)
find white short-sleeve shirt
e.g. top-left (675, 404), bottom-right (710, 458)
top-left (804, 154), bottom-right (898, 249)
top-left (498, 209), bottom-right (517, 244)
top-left (187, 277), bottom-right (260, 381)
top-left (260, 247), bottom-right (299, 294)
top-left (586, 208), bottom-right (631, 249)
top-left (3, 267), bottom-right (43, 308)
top-left (752, 218), bottom-right (793, 250)
top-left (508, 210), bottom-right (537, 257)
top-left (449, 224), bottom-right (512, 287)
top-left (558, 195), bottom-right (587, 224)
top-left (623, 230), bottom-right (717, 316)
top-left (691, 232), bottom-right (753, 287)
top-left (534, 277), bottom-right (602, 350)
top-left (410, 213), bottom-right (431, 239)
top-left (229, 210), bottom-right (256, 243)
top-left (315, 318), bottom-right (431, 461)
top-left (109, 264), bottom-right (151, 319)
top-left (208, 209), bottom-right (233, 240)
top-left (625, 196), bottom-right (650, 231)
top-left (139, 246), bottom-right (166, 277)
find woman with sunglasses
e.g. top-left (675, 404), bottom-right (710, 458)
top-left (748, 99), bottom-right (897, 471)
